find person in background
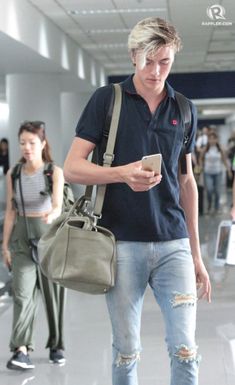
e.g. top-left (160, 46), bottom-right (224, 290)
top-left (195, 126), bottom-right (210, 155)
top-left (231, 175), bottom-right (235, 220)
top-left (226, 132), bottom-right (235, 188)
top-left (64, 17), bottom-right (211, 385)
top-left (2, 121), bottom-right (66, 370)
top-left (0, 137), bottom-right (9, 174)
top-left (200, 131), bottom-right (232, 214)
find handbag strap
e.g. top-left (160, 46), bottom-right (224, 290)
top-left (92, 83), bottom-right (122, 218)
top-left (18, 164), bottom-right (31, 240)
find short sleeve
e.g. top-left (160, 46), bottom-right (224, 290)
top-left (75, 85), bottom-right (114, 145)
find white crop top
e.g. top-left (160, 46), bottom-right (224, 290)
top-left (15, 166), bottom-right (52, 215)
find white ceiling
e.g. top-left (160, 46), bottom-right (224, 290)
top-left (27, 0), bottom-right (235, 76)
top-left (0, 0), bottom-right (235, 120)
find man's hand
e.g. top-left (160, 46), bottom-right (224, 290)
top-left (2, 248), bottom-right (12, 271)
top-left (194, 260), bottom-right (211, 302)
top-left (120, 161), bottom-right (162, 192)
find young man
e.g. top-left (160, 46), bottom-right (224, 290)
top-left (64, 17), bottom-right (211, 385)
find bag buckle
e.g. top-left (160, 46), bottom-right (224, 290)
top-left (91, 212), bottom-right (102, 226)
top-left (103, 152), bottom-right (114, 166)
top-left (83, 200), bottom-right (90, 213)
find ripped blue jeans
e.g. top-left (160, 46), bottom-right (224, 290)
top-left (106, 239), bottom-right (200, 385)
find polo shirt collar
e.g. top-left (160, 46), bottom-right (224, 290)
top-left (121, 74), bottom-right (176, 100)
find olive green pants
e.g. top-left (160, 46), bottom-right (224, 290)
top-left (10, 216), bottom-right (66, 352)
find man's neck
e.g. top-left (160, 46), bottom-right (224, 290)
top-left (133, 76), bottom-right (166, 113)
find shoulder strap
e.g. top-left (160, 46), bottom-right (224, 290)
top-left (11, 163), bottom-right (23, 193)
top-left (18, 164), bottom-right (31, 239)
top-left (175, 91), bottom-right (192, 174)
top-left (42, 162), bottom-right (54, 195)
top-left (81, 83), bottom-right (122, 219)
top-left (84, 83), bottom-right (118, 204)
top-left (93, 83), bottom-right (122, 217)
top-left (103, 84), bottom-right (115, 138)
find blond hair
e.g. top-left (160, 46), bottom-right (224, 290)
top-left (128, 17), bottom-right (182, 59)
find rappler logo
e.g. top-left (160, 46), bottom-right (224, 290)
top-left (202, 4), bottom-right (232, 26)
top-left (207, 5), bottom-right (226, 20)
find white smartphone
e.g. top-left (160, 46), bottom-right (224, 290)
top-left (141, 154), bottom-right (162, 174)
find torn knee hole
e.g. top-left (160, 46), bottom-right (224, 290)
top-left (174, 345), bottom-right (199, 363)
top-left (170, 291), bottom-right (197, 308)
top-left (115, 351), bottom-right (140, 367)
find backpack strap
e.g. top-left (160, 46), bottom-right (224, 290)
top-left (103, 84), bottom-right (115, 138)
top-left (11, 162), bottom-right (23, 210)
top-left (175, 91), bottom-right (192, 175)
top-left (11, 163), bottom-right (23, 193)
top-left (42, 162), bottom-right (54, 195)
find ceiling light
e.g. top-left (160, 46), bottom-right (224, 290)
top-left (68, 8), bottom-right (166, 16)
top-left (202, 109), bottom-right (234, 115)
top-left (87, 29), bottom-right (130, 34)
top-left (83, 43), bottom-right (127, 50)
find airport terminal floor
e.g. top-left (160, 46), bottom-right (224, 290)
top-left (0, 187), bottom-right (235, 385)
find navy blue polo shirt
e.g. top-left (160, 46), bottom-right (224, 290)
top-left (75, 75), bottom-right (197, 242)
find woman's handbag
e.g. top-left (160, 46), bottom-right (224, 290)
top-left (38, 83), bottom-right (122, 294)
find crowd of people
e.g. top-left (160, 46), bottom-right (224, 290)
top-left (193, 126), bottom-right (235, 216)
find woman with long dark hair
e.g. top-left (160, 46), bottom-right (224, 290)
top-left (2, 121), bottom-right (66, 370)
top-left (0, 137), bottom-right (9, 174)
top-left (200, 131), bottom-right (232, 214)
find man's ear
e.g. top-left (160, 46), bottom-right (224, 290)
top-left (130, 50), bottom-right (136, 66)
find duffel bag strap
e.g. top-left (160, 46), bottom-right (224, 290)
top-left (70, 83), bottom-right (122, 221)
top-left (79, 83), bottom-right (121, 220)
top-left (92, 83), bottom-right (122, 220)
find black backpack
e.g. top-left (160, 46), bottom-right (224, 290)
top-left (11, 162), bottom-right (74, 212)
top-left (103, 85), bottom-right (192, 174)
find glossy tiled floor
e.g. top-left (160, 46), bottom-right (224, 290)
top-left (0, 189), bottom-right (235, 385)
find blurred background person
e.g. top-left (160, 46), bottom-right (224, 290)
top-left (226, 131), bottom-right (235, 188)
top-left (231, 175), bottom-right (235, 220)
top-left (195, 126), bottom-right (210, 155)
top-left (200, 131), bottom-right (232, 215)
top-left (0, 138), bottom-right (9, 175)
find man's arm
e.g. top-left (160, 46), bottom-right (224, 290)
top-left (63, 137), bottom-right (162, 191)
top-left (179, 153), bottom-right (211, 302)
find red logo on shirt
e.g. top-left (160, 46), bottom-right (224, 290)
top-left (172, 119), bottom-right (178, 125)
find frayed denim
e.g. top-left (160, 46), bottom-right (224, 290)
top-left (106, 238), bottom-right (200, 385)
